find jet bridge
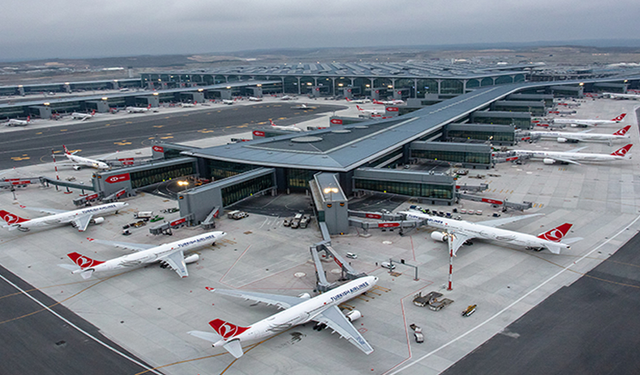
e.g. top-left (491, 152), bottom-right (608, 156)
top-left (456, 192), bottom-right (532, 211)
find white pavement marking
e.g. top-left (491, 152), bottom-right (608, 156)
top-left (0, 273), bottom-right (162, 375)
top-left (388, 214), bottom-right (640, 375)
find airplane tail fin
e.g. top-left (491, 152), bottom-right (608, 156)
top-left (345, 98), bottom-right (352, 102)
top-left (356, 105), bottom-right (363, 111)
top-left (67, 252), bottom-right (105, 269)
top-left (611, 144), bottom-right (633, 157)
top-left (613, 125), bottom-right (631, 136)
top-left (270, 119), bottom-right (276, 126)
top-left (147, 104), bottom-right (151, 109)
top-left (26, 116), bottom-right (31, 122)
top-left (612, 113), bottom-right (626, 122)
top-left (63, 145), bottom-right (73, 155)
top-left (537, 223), bottom-right (573, 242)
top-left (208, 318), bottom-right (250, 340)
top-left (0, 210), bottom-right (29, 225)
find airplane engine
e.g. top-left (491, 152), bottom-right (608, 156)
top-left (344, 310), bottom-right (362, 322)
top-left (184, 253), bottom-right (200, 264)
top-left (91, 217), bottom-right (105, 224)
top-left (297, 292), bottom-right (311, 299)
top-left (73, 165), bottom-right (82, 171)
top-left (543, 158), bottom-right (556, 165)
top-left (557, 137), bottom-right (567, 143)
top-left (431, 231), bottom-right (449, 242)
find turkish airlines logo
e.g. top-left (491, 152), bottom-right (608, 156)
top-left (330, 119), bottom-right (343, 125)
top-left (613, 113), bottom-right (626, 121)
top-left (614, 126), bottom-right (630, 136)
top-left (217, 323), bottom-right (241, 338)
top-left (152, 145), bottom-right (164, 153)
top-left (253, 130), bottom-right (265, 137)
top-left (105, 173), bottom-right (130, 184)
top-left (75, 256), bottom-right (94, 267)
top-left (540, 229), bottom-right (564, 242)
top-left (386, 107), bottom-right (399, 112)
top-left (1, 213), bottom-right (18, 224)
top-left (613, 145), bottom-right (632, 156)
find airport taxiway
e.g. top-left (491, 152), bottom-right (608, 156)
top-left (0, 97), bottom-right (639, 374)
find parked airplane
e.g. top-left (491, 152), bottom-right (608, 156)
top-left (269, 119), bottom-right (302, 132)
top-left (551, 113), bottom-right (626, 127)
top-left (356, 105), bottom-right (384, 116)
top-left (181, 102), bottom-right (196, 107)
top-left (59, 231), bottom-right (226, 279)
top-left (222, 99), bottom-right (234, 105)
top-left (525, 125), bottom-right (631, 145)
top-left (345, 98), bottom-right (371, 104)
top-left (249, 96), bottom-right (263, 101)
top-left (280, 95), bottom-right (295, 100)
top-left (63, 145), bottom-right (112, 170)
top-left (373, 99), bottom-right (404, 105)
top-left (4, 116), bottom-right (31, 126)
top-left (0, 202), bottom-right (127, 232)
top-left (604, 92), bottom-right (640, 100)
top-left (514, 144), bottom-right (633, 165)
top-left (71, 110), bottom-right (96, 121)
top-left (402, 211), bottom-right (576, 256)
top-left (188, 275), bottom-right (377, 358)
top-left (126, 104), bottom-right (152, 113)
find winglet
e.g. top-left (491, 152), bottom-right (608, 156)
top-left (537, 223), bottom-right (572, 242)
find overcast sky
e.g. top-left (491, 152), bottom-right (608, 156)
top-left (2, 0), bottom-right (638, 61)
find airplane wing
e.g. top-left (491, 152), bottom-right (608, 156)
top-left (19, 205), bottom-right (67, 215)
top-left (87, 238), bottom-right (155, 252)
top-left (477, 213), bottom-right (542, 227)
top-left (566, 146), bottom-right (588, 153)
top-left (71, 214), bottom-right (93, 232)
top-left (158, 250), bottom-right (188, 278)
top-left (448, 230), bottom-right (473, 257)
top-left (313, 305), bottom-right (374, 355)
top-left (213, 289), bottom-right (305, 310)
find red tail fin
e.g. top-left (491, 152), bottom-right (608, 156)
top-left (611, 144), bottom-right (633, 156)
top-left (91, 110), bottom-right (96, 116)
top-left (209, 319), bottom-right (250, 339)
top-left (612, 113), bottom-right (626, 121)
top-left (356, 105), bottom-right (363, 111)
top-left (613, 125), bottom-right (631, 136)
top-left (147, 104), bottom-right (151, 109)
top-left (26, 116), bottom-right (31, 122)
top-left (538, 223), bottom-right (573, 242)
top-left (373, 100), bottom-right (382, 105)
top-left (63, 145), bottom-right (71, 155)
top-left (270, 119), bottom-right (276, 126)
top-left (67, 252), bottom-right (105, 269)
top-left (0, 210), bottom-right (29, 224)
top-left (345, 98), bottom-right (352, 102)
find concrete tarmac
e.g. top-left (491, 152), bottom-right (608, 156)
top-left (0, 264), bottom-right (159, 375)
top-left (0, 100), bottom-right (345, 170)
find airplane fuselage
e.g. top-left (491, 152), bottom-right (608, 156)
top-left (84, 231), bottom-right (226, 274)
top-left (11, 202), bottom-right (127, 230)
top-left (65, 153), bottom-right (110, 169)
top-left (530, 131), bottom-right (629, 142)
top-left (211, 276), bottom-right (377, 346)
top-left (404, 213), bottom-right (569, 253)
top-left (514, 150), bottom-right (627, 163)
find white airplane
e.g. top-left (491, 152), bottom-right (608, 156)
top-left (60, 231), bottom-right (227, 279)
top-left (514, 144), bottom-right (633, 165)
top-left (345, 98), bottom-right (371, 104)
top-left (526, 125), bottom-right (631, 145)
top-left (222, 99), bottom-right (234, 105)
top-left (127, 104), bottom-right (152, 113)
top-left (280, 95), bottom-right (295, 100)
top-left (4, 116), bottom-right (31, 127)
top-left (269, 119), bottom-right (302, 132)
top-left (249, 96), bottom-right (262, 101)
top-left (551, 113), bottom-right (626, 128)
top-left (373, 99), bottom-right (404, 105)
top-left (356, 105), bottom-right (384, 116)
top-left (71, 110), bottom-right (96, 121)
top-left (293, 103), bottom-right (314, 109)
top-left (63, 145), bottom-right (112, 170)
top-left (402, 211), bottom-right (576, 256)
top-left (188, 275), bottom-right (377, 358)
top-left (604, 92), bottom-right (640, 100)
top-left (181, 102), bottom-right (197, 107)
top-left (0, 202), bottom-right (127, 232)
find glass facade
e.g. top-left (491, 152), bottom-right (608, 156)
top-left (287, 168), bottom-right (317, 191)
top-left (221, 174), bottom-right (274, 206)
top-left (411, 149), bottom-right (491, 165)
top-left (208, 160), bottom-right (257, 181)
top-left (448, 129), bottom-right (514, 143)
top-left (354, 178), bottom-right (453, 199)
top-left (130, 162), bottom-right (194, 189)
